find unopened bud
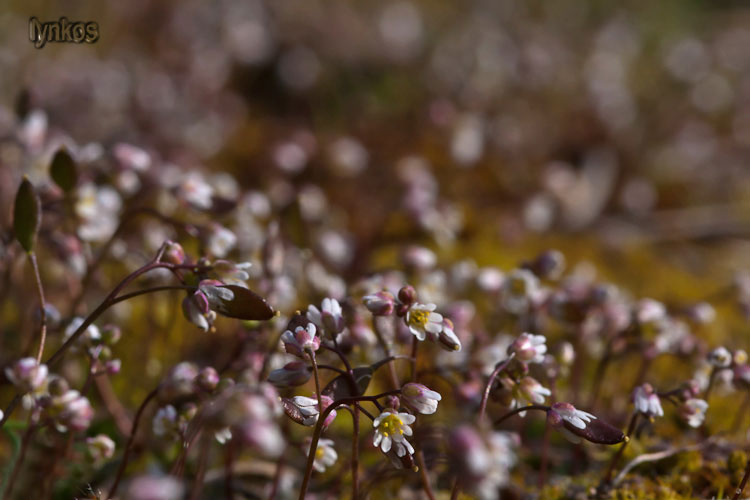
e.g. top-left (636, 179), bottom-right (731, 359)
top-left (398, 285), bottom-right (417, 306)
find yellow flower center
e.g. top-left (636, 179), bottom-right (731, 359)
top-left (409, 309), bottom-right (430, 328)
top-left (379, 414), bottom-right (404, 437)
top-left (315, 447), bottom-right (325, 459)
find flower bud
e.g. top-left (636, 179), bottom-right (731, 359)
top-left (708, 346), bottom-right (732, 368)
top-left (363, 291), bottom-right (395, 316)
top-left (196, 367), bottom-right (220, 392)
top-left (401, 383), bottom-right (441, 414)
top-left (5, 358), bottom-right (48, 393)
top-left (47, 375), bottom-right (69, 397)
top-left (86, 434), bottom-right (115, 464)
top-left (162, 241), bottom-right (186, 265)
top-left (105, 359), bottom-right (122, 375)
top-left (159, 362), bottom-right (199, 402)
top-left (101, 324), bottom-right (122, 345)
top-left (267, 361), bottom-right (312, 388)
top-left (398, 285), bottom-right (417, 306)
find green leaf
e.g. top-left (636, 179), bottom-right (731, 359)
top-left (213, 285), bottom-right (275, 321)
top-left (13, 177), bottom-right (41, 252)
top-left (49, 148), bottom-right (77, 193)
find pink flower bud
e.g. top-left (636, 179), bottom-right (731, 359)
top-left (363, 291), bottom-right (395, 316)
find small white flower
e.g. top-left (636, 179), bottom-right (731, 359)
top-left (680, 398), bottom-right (708, 428)
top-left (636, 298), bottom-right (666, 325)
top-left (401, 383), bottom-right (442, 415)
top-left (708, 346), bottom-right (732, 368)
top-left (178, 172), bottom-right (214, 209)
top-left (291, 395), bottom-right (337, 427)
top-left (632, 384), bottom-right (664, 418)
top-left (310, 438), bottom-right (338, 473)
top-left (5, 358), bottom-right (48, 393)
top-left (214, 427), bottom-right (232, 444)
top-left (507, 333), bottom-right (547, 364)
top-left (405, 303), bottom-right (443, 341)
top-left (307, 297), bottom-right (345, 335)
top-left (373, 410), bottom-right (416, 454)
top-left (207, 224), bottom-right (237, 258)
top-left (281, 323), bottom-right (321, 358)
top-left (516, 377), bottom-right (552, 406)
top-left (549, 402), bottom-right (596, 430)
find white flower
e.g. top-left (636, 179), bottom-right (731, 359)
top-left (708, 346), bottom-right (732, 368)
top-left (405, 303), bottom-right (443, 341)
top-left (281, 323), bottom-right (321, 358)
top-left (207, 224), bottom-right (237, 258)
top-left (5, 358), bottom-right (48, 393)
top-left (636, 298), bottom-right (666, 325)
top-left (307, 297), bottom-right (345, 335)
top-left (515, 377), bottom-right (552, 406)
top-left (632, 384), bottom-right (664, 417)
top-left (373, 410), bottom-right (416, 454)
top-left (178, 172), bottom-right (214, 209)
top-left (310, 438), bottom-right (338, 473)
top-left (507, 333), bottom-right (547, 364)
top-left (214, 427), bottom-right (232, 444)
top-left (680, 398), bottom-right (708, 428)
top-left (401, 383), bottom-right (442, 415)
top-left (549, 402), bottom-right (596, 429)
top-left (291, 395), bottom-right (337, 427)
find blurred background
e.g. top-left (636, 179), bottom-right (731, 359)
top-left (3, 0), bottom-right (750, 284)
top-left (2, 0), bottom-right (750, 497)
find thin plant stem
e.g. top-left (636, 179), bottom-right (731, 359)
top-left (298, 391), bottom-right (401, 500)
top-left (373, 317), bottom-right (401, 390)
top-left (188, 435), bottom-right (211, 500)
top-left (415, 450), bottom-right (436, 500)
top-left (450, 477), bottom-right (461, 500)
top-left (734, 454), bottom-right (750, 500)
top-left (268, 450), bottom-right (286, 500)
top-left (410, 337), bottom-right (418, 382)
top-left (478, 354), bottom-right (515, 424)
top-left (601, 412), bottom-right (638, 486)
top-left (494, 405), bottom-right (549, 426)
top-left (309, 351), bottom-right (324, 416)
top-left (703, 367), bottom-right (718, 401)
top-left (107, 387), bottom-right (159, 499)
top-left (28, 252), bottom-right (46, 363)
top-left (352, 405), bottom-right (360, 500)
